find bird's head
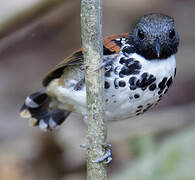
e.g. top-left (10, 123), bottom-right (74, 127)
top-left (128, 13), bottom-right (179, 60)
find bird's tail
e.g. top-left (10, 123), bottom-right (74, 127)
top-left (19, 89), bottom-right (70, 131)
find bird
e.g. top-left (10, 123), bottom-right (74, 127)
top-left (20, 13), bottom-right (179, 132)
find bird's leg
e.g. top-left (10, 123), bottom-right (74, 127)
top-left (81, 116), bottom-right (112, 164)
top-left (74, 78), bottom-right (85, 91)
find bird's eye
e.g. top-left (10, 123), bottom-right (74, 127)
top-left (169, 29), bottom-right (175, 39)
top-left (137, 29), bottom-right (145, 40)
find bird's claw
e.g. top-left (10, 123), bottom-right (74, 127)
top-left (95, 59), bottom-right (113, 72)
top-left (80, 143), bottom-right (87, 148)
top-left (92, 144), bottom-right (112, 164)
top-left (80, 143), bottom-right (112, 164)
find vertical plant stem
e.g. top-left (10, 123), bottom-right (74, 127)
top-left (81, 0), bottom-right (107, 179)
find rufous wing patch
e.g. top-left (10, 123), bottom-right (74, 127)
top-left (103, 33), bottom-right (128, 54)
top-left (43, 33), bottom-right (129, 86)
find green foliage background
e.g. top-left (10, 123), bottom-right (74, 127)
top-left (113, 125), bottom-right (195, 180)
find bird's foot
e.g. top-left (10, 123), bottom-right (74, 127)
top-left (81, 143), bottom-right (112, 164)
top-left (92, 144), bottom-right (112, 164)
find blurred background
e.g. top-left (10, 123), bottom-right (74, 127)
top-left (0, 0), bottom-right (195, 179)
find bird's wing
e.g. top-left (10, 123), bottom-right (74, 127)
top-left (42, 33), bottom-right (128, 86)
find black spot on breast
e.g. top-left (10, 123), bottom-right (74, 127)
top-left (119, 57), bottom-right (126, 64)
top-left (149, 84), bottom-right (156, 91)
top-left (163, 77), bottom-right (168, 82)
top-left (166, 77), bottom-right (173, 88)
top-left (105, 99), bottom-right (109, 102)
top-left (158, 77), bottom-right (168, 90)
top-left (164, 88), bottom-right (168, 94)
top-left (143, 74), bottom-right (155, 86)
top-left (174, 68), bottom-right (176, 77)
top-left (120, 64), bottom-right (139, 75)
top-left (105, 81), bottom-right (110, 89)
top-left (114, 78), bottom-right (119, 89)
top-left (136, 112), bottom-right (142, 116)
top-left (119, 57), bottom-right (134, 66)
top-left (113, 100), bottom-right (117, 103)
top-left (139, 73), bottom-right (149, 87)
top-left (137, 105), bottom-right (143, 109)
top-left (136, 80), bottom-right (141, 87)
top-left (129, 77), bottom-right (136, 85)
top-left (120, 66), bottom-right (130, 76)
top-left (136, 109), bottom-right (142, 113)
top-left (105, 71), bottom-right (111, 77)
top-left (147, 104), bottom-right (153, 109)
top-left (148, 75), bottom-right (156, 84)
top-left (119, 60), bottom-right (141, 76)
top-left (119, 80), bottom-right (126, 87)
top-left (129, 77), bottom-right (137, 90)
top-left (141, 72), bottom-right (148, 79)
top-left (136, 73), bottom-right (156, 90)
top-left (134, 94), bottom-right (140, 99)
top-left (158, 90), bottom-right (163, 95)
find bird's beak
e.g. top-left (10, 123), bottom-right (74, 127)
top-left (154, 40), bottom-right (161, 58)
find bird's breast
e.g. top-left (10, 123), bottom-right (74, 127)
top-left (103, 51), bottom-right (176, 121)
